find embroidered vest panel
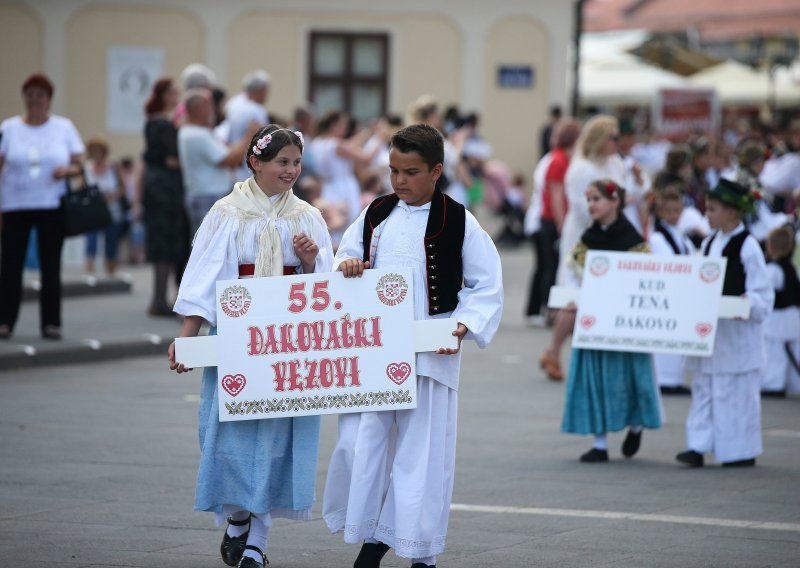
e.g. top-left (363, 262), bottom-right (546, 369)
top-left (774, 258), bottom-right (800, 309)
top-left (363, 190), bottom-right (466, 315)
top-left (704, 230), bottom-right (749, 296)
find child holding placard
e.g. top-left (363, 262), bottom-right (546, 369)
top-left (323, 124), bottom-right (504, 568)
top-left (167, 125), bottom-right (334, 568)
top-left (561, 179), bottom-right (661, 463)
top-left (676, 178), bottom-right (773, 468)
top-left (648, 185), bottom-right (695, 395)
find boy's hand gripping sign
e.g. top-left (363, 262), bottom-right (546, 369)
top-left (572, 252), bottom-right (728, 356)
top-left (214, 268), bottom-right (417, 421)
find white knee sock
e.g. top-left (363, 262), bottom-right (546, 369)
top-left (243, 512), bottom-right (272, 560)
top-left (630, 425), bottom-right (643, 434)
top-left (226, 509), bottom-right (250, 538)
top-left (593, 434), bottom-right (608, 450)
top-left (412, 555), bottom-right (436, 566)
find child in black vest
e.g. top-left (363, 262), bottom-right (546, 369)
top-left (761, 225), bottom-right (800, 396)
top-left (677, 178), bottom-right (773, 468)
top-left (322, 124), bottom-right (504, 568)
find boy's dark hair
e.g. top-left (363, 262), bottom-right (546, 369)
top-left (246, 124), bottom-right (303, 173)
top-left (389, 124), bottom-right (444, 170)
top-left (767, 225), bottom-right (795, 259)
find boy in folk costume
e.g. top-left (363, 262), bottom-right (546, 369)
top-left (322, 124), bottom-right (504, 568)
top-left (168, 126), bottom-right (334, 568)
top-left (676, 178), bottom-right (774, 468)
top-left (648, 186), bottom-right (695, 395)
top-left (761, 225), bottom-right (800, 397)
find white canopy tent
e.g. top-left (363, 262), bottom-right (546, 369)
top-left (687, 59), bottom-right (800, 108)
top-left (580, 31), bottom-right (690, 106)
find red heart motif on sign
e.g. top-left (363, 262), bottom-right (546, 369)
top-left (695, 323), bottom-right (713, 338)
top-left (221, 374), bottom-right (246, 397)
top-left (580, 315), bottom-right (596, 330)
top-left (386, 362), bottom-right (412, 385)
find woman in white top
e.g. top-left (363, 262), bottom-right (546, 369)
top-left (84, 137), bottom-right (126, 275)
top-left (540, 115), bottom-right (626, 381)
top-left (0, 74), bottom-right (84, 340)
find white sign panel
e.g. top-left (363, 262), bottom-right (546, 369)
top-left (216, 268), bottom-right (417, 421)
top-left (573, 252), bottom-right (727, 356)
top-left (106, 46), bottom-right (164, 133)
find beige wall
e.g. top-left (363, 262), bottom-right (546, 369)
top-left (227, 10), bottom-right (460, 123)
top-left (0, 3), bottom-right (42, 121)
top-left (65, 4), bottom-right (203, 160)
top-left (483, 15), bottom-right (549, 181)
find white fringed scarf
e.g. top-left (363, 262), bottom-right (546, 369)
top-left (197, 177), bottom-right (323, 277)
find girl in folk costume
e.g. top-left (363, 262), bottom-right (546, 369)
top-left (648, 186), bottom-right (695, 395)
top-left (561, 179), bottom-right (662, 463)
top-left (323, 124), bottom-right (504, 568)
top-left (676, 178), bottom-right (773, 468)
top-left (167, 125), bottom-right (334, 568)
top-left (760, 225), bottom-right (800, 397)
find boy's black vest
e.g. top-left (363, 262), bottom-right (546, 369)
top-left (772, 257), bottom-right (800, 309)
top-left (654, 219), bottom-right (685, 255)
top-left (703, 230), bottom-right (749, 296)
top-left (362, 189), bottom-right (466, 315)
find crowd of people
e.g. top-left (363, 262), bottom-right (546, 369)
top-left (524, 108), bottom-right (800, 468)
top-left (2, 63), bottom-right (799, 568)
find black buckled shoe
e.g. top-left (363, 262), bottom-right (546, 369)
top-left (621, 429), bottom-right (642, 458)
top-left (237, 545), bottom-right (268, 568)
top-left (354, 541), bottom-right (391, 568)
top-left (579, 448), bottom-right (609, 463)
top-left (221, 514), bottom-right (251, 567)
top-left (676, 450), bottom-right (704, 467)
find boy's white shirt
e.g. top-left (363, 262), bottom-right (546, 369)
top-left (648, 220), bottom-right (696, 256)
top-left (685, 223), bottom-right (774, 374)
top-left (334, 199), bottom-right (504, 390)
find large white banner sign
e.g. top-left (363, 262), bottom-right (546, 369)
top-left (573, 252), bottom-right (727, 356)
top-left (216, 268), bottom-right (417, 421)
top-left (107, 46), bottom-right (163, 133)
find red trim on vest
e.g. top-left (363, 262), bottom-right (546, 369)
top-left (239, 264), bottom-right (296, 277)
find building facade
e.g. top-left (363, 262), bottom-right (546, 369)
top-left (0, 0), bottom-right (578, 178)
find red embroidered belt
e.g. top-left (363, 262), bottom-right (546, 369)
top-left (238, 264), bottom-right (297, 278)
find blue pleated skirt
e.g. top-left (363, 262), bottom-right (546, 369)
top-left (194, 330), bottom-right (321, 518)
top-left (561, 348), bottom-right (662, 435)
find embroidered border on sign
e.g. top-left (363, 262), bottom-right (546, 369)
top-left (575, 335), bottom-right (709, 353)
top-left (224, 389), bottom-right (413, 415)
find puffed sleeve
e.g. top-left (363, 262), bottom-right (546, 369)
top-left (173, 210), bottom-right (239, 326)
top-left (452, 211), bottom-right (504, 349)
top-left (741, 235), bottom-right (774, 323)
top-left (333, 207), bottom-right (367, 270)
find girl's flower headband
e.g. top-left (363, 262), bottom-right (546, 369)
top-left (252, 129), bottom-right (305, 156)
top-left (602, 181), bottom-right (619, 198)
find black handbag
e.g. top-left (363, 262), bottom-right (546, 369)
top-left (60, 169), bottom-right (113, 236)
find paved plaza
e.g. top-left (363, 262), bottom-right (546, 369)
top-left (1, 247), bottom-right (799, 567)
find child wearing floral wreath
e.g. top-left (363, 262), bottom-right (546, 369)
top-left (676, 178), bottom-right (773, 468)
top-left (560, 179), bottom-right (662, 463)
top-left (167, 125), bottom-right (334, 568)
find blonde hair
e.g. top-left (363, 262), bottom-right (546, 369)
top-left (576, 115), bottom-right (618, 162)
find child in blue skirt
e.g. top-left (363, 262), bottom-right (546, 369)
top-left (561, 179), bottom-right (662, 462)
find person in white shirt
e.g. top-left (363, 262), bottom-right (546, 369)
top-left (223, 70), bottom-right (270, 182)
top-left (0, 73), bottom-right (84, 340)
top-left (323, 124), bottom-right (503, 568)
top-left (178, 89), bottom-right (259, 233)
top-left (648, 186), bottom-right (695, 394)
top-left (677, 178), bottom-right (773, 468)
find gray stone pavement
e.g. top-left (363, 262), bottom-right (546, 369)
top-left (1, 247), bottom-right (799, 567)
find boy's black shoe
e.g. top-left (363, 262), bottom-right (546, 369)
top-left (722, 458), bottom-right (756, 467)
top-left (621, 429), bottom-right (642, 458)
top-left (676, 450), bottom-right (704, 467)
top-left (760, 390), bottom-right (786, 398)
top-left (354, 541), bottom-right (390, 568)
top-left (579, 448), bottom-right (609, 463)
top-left (411, 564), bottom-right (436, 568)
top-left (660, 385), bottom-right (691, 395)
